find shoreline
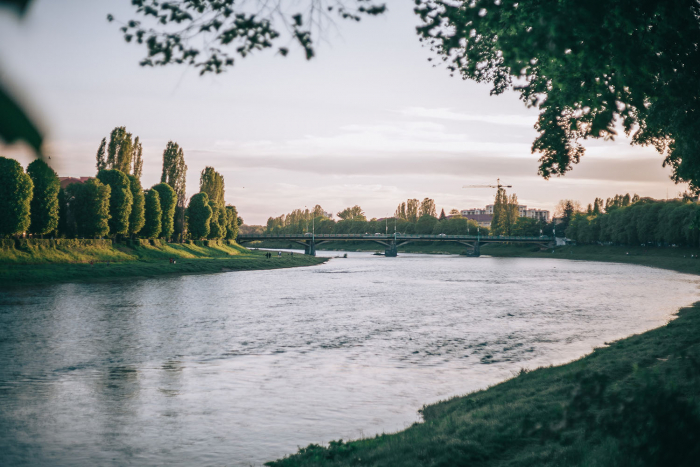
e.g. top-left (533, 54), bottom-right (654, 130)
top-left (265, 244), bottom-right (700, 466)
top-left (0, 242), bottom-right (328, 288)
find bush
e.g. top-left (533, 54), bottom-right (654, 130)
top-left (0, 157), bottom-right (33, 236)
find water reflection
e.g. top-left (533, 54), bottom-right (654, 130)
top-left (0, 253), bottom-right (698, 466)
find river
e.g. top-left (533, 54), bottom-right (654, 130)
top-left (0, 252), bottom-right (698, 466)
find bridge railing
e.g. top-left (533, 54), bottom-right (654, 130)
top-left (238, 233), bottom-right (552, 241)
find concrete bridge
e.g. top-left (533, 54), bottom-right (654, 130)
top-left (236, 233), bottom-right (553, 257)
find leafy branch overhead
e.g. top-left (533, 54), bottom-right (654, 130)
top-left (110, 0), bottom-right (386, 74)
top-left (416, 0), bottom-right (700, 191)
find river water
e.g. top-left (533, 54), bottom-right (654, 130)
top-left (0, 252), bottom-right (698, 466)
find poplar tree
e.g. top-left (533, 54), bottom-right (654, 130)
top-left (27, 159), bottom-right (60, 236)
top-left (97, 169), bottom-right (133, 236)
top-left (132, 136), bottom-right (143, 179)
top-left (188, 192), bottom-right (212, 240)
top-left (127, 175), bottom-right (145, 237)
top-left (66, 179), bottom-right (111, 238)
top-left (491, 187), bottom-right (520, 236)
top-left (225, 205), bottom-right (240, 240)
top-left (199, 166), bottom-right (225, 206)
top-left (152, 182), bottom-right (176, 240)
top-left (207, 201), bottom-right (225, 239)
top-left (406, 199), bottom-right (419, 223)
top-left (104, 126), bottom-right (138, 174)
top-left (96, 137), bottom-right (107, 172)
top-left (142, 189), bottom-right (162, 239)
top-left (0, 157), bottom-right (33, 236)
top-left (161, 141), bottom-right (188, 238)
top-left (420, 198), bottom-right (437, 217)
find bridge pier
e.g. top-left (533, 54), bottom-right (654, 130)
top-left (304, 240), bottom-right (316, 256)
top-left (385, 241), bottom-right (397, 257)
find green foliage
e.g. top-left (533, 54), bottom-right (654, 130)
top-left (114, 0), bottom-right (385, 74)
top-left (95, 137), bottom-right (107, 172)
top-left (511, 217), bottom-right (542, 236)
top-left (142, 189), bottom-right (162, 239)
top-left (0, 157), bottom-right (33, 236)
top-left (127, 175), bottom-right (145, 236)
top-left (415, 214), bottom-right (438, 234)
top-left (151, 182), bottom-right (176, 240)
top-left (187, 192), bottom-right (212, 239)
top-left (106, 126), bottom-right (133, 173)
top-left (65, 179), bottom-right (111, 238)
top-left (431, 216), bottom-right (480, 235)
top-left (132, 136), bottom-right (143, 179)
top-left (207, 201), bottom-right (226, 239)
top-left (199, 166), bottom-right (225, 206)
top-left (491, 188), bottom-right (519, 235)
top-left (419, 198), bottom-right (436, 217)
top-left (336, 205), bottom-right (366, 221)
top-left (26, 159), bottom-right (60, 236)
top-left (97, 169), bottom-right (133, 236)
top-left (161, 141), bottom-right (187, 205)
top-left (57, 188), bottom-right (71, 238)
top-left (416, 0), bottom-right (700, 192)
top-left (225, 205), bottom-right (240, 240)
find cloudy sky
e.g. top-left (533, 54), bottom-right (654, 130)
top-left (0, 0), bottom-right (685, 224)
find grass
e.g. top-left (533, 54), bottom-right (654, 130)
top-left (0, 240), bottom-right (327, 287)
top-left (263, 243), bottom-right (700, 467)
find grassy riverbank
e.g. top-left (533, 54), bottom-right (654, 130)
top-left (266, 245), bottom-right (700, 466)
top-left (0, 239), bottom-right (327, 287)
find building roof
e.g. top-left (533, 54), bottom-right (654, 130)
top-left (59, 177), bottom-right (92, 189)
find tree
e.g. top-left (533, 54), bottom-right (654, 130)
top-left (132, 136), bottom-right (143, 179)
top-left (337, 205), bottom-right (366, 221)
top-left (97, 169), bottom-right (133, 236)
top-left (113, 1), bottom-right (386, 75)
top-left (188, 192), bottom-right (212, 240)
top-left (0, 157), bottom-right (33, 236)
top-left (161, 141), bottom-right (188, 239)
top-left (449, 208), bottom-right (460, 216)
top-left (311, 205), bottom-right (327, 218)
top-left (225, 205), bottom-right (240, 240)
top-left (420, 198), bottom-right (437, 218)
top-left (491, 188), bottom-right (519, 235)
top-left (105, 127), bottom-right (134, 174)
top-left (26, 159), bottom-right (60, 236)
top-left (555, 200), bottom-right (580, 235)
top-left (127, 175), bottom-right (145, 237)
top-left (65, 179), bottom-right (111, 238)
top-left (199, 166), bottom-right (225, 206)
top-left (142, 189), bottom-right (162, 239)
top-left (394, 202), bottom-right (407, 220)
top-left (415, 214), bottom-right (438, 234)
top-left (406, 199), bottom-right (420, 223)
top-left (438, 208), bottom-right (446, 220)
top-left (416, 1), bottom-right (700, 192)
top-left (152, 183), bottom-right (176, 240)
top-left (207, 201), bottom-right (226, 239)
top-left (96, 137), bottom-right (107, 172)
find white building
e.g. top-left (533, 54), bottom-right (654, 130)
top-left (461, 205), bottom-right (549, 222)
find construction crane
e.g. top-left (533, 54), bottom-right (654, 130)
top-left (462, 178), bottom-right (512, 190)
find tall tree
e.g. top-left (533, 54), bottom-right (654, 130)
top-left (107, 127), bottom-right (127, 172)
top-left (152, 183), bottom-right (176, 240)
top-left (225, 205), bottom-right (240, 240)
top-left (127, 175), bottom-right (145, 237)
top-left (95, 137), bottom-right (107, 172)
top-left (207, 201), bottom-right (226, 239)
top-left (491, 188), bottom-right (519, 235)
top-left (132, 136), bottom-right (143, 179)
top-left (0, 157), bottom-right (33, 237)
top-left (417, 0), bottom-right (700, 192)
top-left (420, 198), bottom-right (437, 218)
top-left (65, 179), bottom-right (111, 238)
top-left (199, 166), bottom-right (225, 207)
top-left (97, 169), bottom-right (133, 236)
top-left (337, 205), bottom-right (366, 221)
top-left (26, 159), bottom-right (60, 237)
top-left (438, 208), bottom-right (446, 221)
top-left (394, 202), bottom-right (407, 220)
top-left (141, 189), bottom-right (162, 239)
top-left (161, 141), bottom-right (187, 205)
top-left (406, 199), bottom-right (420, 223)
top-left (187, 192), bottom-right (212, 240)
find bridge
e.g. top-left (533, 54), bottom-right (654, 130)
top-left (236, 233), bottom-right (553, 257)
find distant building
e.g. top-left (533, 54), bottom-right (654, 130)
top-left (461, 204), bottom-right (550, 224)
top-left (59, 176), bottom-right (92, 189)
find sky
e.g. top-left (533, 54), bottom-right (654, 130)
top-left (0, 0), bottom-right (686, 225)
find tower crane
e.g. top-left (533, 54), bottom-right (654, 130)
top-left (462, 178), bottom-right (512, 191)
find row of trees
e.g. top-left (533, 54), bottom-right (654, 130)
top-left (0, 126), bottom-right (241, 241)
top-left (566, 197), bottom-right (700, 247)
top-left (264, 203), bottom-right (547, 237)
